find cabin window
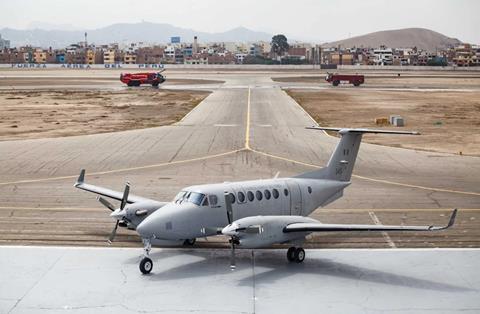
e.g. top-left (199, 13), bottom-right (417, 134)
top-left (256, 190), bottom-right (263, 201)
top-left (238, 191), bottom-right (246, 203)
top-left (272, 189), bottom-right (279, 199)
top-left (208, 195), bottom-right (218, 206)
top-left (247, 191), bottom-right (254, 202)
top-left (308, 186), bottom-right (312, 194)
top-left (227, 193), bottom-right (236, 204)
top-left (264, 189), bottom-right (271, 200)
top-left (284, 188), bottom-right (289, 196)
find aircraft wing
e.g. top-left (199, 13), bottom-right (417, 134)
top-left (283, 209), bottom-right (457, 233)
top-left (74, 169), bottom-right (159, 204)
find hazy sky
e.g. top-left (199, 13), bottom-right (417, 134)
top-left (0, 0), bottom-right (478, 43)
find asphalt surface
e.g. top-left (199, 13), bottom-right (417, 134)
top-left (2, 246), bottom-right (479, 314)
top-left (0, 70), bottom-right (479, 248)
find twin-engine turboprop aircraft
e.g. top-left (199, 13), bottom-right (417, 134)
top-left (75, 127), bottom-right (457, 274)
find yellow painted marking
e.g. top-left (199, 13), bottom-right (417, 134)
top-left (0, 149), bottom-right (242, 186)
top-left (318, 208), bottom-right (480, 212)
top-left (250, 148), bottom-right (480, 197)
top-left (0, 206), bottom-right (103, 212)
top-left (352, 174), bottom-right (480, 197)
top-left (244, 87), bottom-right (251, 150)
top-left (1, 206), bottom-right (479, 212)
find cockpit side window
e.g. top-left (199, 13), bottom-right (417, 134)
top-left (202, 197), bottom-right (209, 206)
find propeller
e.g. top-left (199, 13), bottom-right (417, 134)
top-left (224, 192), bottom-right (237, 270)
top-left (97, 182), bottom-right (130, 244)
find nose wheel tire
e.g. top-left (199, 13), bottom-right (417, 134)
top-left (139, 257), bottom-right (153, 274)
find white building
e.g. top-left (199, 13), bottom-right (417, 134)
top-left (0, 34), bottom-right (10, 50)
top-left (373, 48), bottom-right (393, 65)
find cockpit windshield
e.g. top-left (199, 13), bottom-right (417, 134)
top-left (173, 191), bottom-right (205, 206)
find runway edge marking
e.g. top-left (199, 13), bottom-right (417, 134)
top-left (0, 149), bottom-right (243, 186)
top-left (250, 149), bottom-right (480, 197)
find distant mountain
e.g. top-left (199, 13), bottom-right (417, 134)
top-left (0, 23), bottom-right (273, 48)
top-left (322, 28), bottom-right (462, 51)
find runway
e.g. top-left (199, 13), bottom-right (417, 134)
top-left (1, 246), bottom-right (479, 314)
top-left (0, 70), bottom-right (479, 248)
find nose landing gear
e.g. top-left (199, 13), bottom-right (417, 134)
top-left (139, 238), bottom-right (153, 274)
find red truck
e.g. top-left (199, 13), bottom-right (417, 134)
top-left (120, 70), bottom-right (166, 87)
top-left (325, 73), bottom-right (364, 86)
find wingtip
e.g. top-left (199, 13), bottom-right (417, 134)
top-left (74, 169), bottom-right (85, 187)
top-left (447, 208), bottom-right (458, 228)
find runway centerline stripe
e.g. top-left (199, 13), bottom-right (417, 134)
top-left (245, 87), bottom-right (251, 150)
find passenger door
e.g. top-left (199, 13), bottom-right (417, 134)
top-left (286, 180), bottom-right (302, 215)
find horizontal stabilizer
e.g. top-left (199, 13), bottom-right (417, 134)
top-left (306, 126), bottom-right (420, 135)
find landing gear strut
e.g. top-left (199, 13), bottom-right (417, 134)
top-left (286, 246), bottom-right (305, 263)
top-left (139, 238), bottom-right (153, 274)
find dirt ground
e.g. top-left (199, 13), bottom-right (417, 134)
top-left (0, 77), bottom-right (223, 87)
top-left (286, 89), bottom-right (480, 156)
top-left (0, 89), bottom-right (210, 141)
top-left (273, 74), bottom-right (480, 89)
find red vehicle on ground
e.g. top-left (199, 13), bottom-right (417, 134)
top-left (120, 70), bottom-right (166, 87)
top-left (325, 72), bottom-right (364, 86)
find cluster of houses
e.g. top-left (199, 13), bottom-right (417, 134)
top-left (0, 33), bottom-right (478, 67)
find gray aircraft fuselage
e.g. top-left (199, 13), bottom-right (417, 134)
top-left (136, 177), bottom-right (349, 243)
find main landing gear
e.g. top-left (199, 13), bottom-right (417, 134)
top-left (139, 238), bottom-right (153, 274)
top-left (286, 247), bottom-right (305, 263)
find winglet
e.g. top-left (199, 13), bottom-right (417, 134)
top-left (446, 208), bottom-right (458, 229)
top-left (430, 208), bottom-right (457, 230)
top-left (74, 169), bottom-right (85, 187)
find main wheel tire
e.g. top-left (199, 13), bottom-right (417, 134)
top-left (152, 82), bottom-right (159, 87)
top-left (294, 248), bottom-right (305, 263)
top-left (139, 257), bottom-right (153, 274)
top-left (183, 238), bottom-right (196, 246)
top-left (353, 82), bottom-right (360, 86)
top-left (287, 247), bottom-right (296, 262)
top-left (127, 81), bottom-right (134, 87)
top-left (333, 80), bottom-right (339, 86)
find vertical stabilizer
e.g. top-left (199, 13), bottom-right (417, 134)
top-left (298, 127), bottom-right (419, 182)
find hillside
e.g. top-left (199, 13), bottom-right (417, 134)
top-left (322, 28), bottom-right (461, 51)
top-left (0, 23), bottom-right (273, 48)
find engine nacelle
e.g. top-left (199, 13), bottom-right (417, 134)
top-left (122, 201), bottom-right (165, 230)
top-left (225, 215), bottom-right (317, 249)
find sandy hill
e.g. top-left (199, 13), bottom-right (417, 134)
top-left (323, 28), bottom-right (461, 51)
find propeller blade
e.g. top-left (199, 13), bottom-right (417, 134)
top-left (120, 182), bottom-right (130, 210)
top-left (224, 192), bottom-right (233, 224)
top-left (229, 239), bottom-right (236, 270)
top-left (107, 220), bottom-right (120, 244)
top-left (98, 197), bottom-right (116, 211)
